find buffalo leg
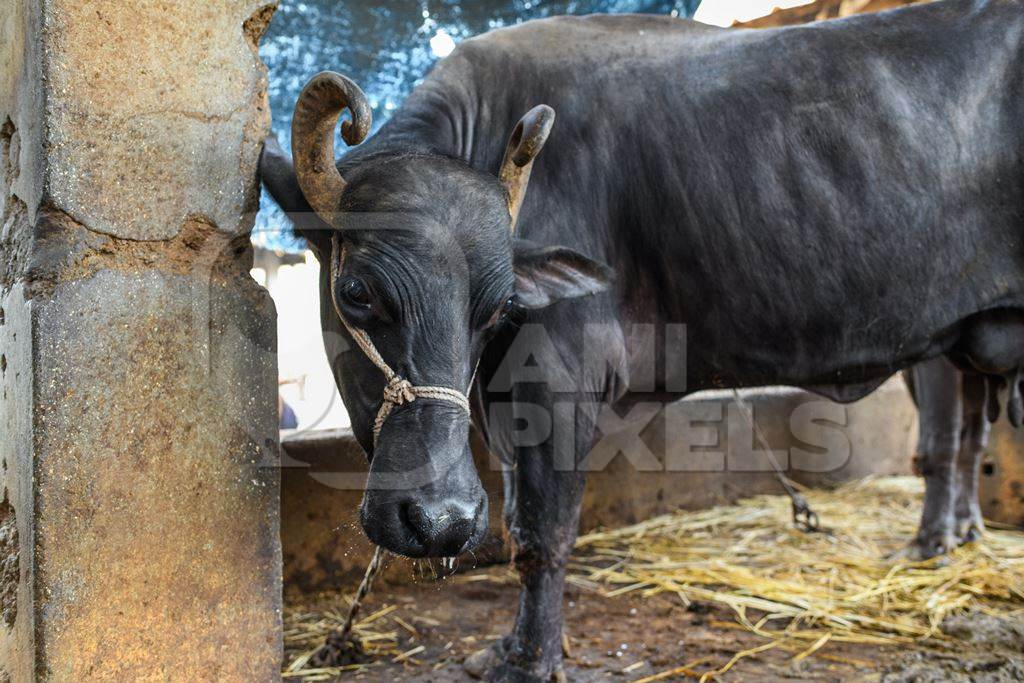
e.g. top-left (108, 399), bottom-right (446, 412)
top-left (467, 394), bottom-right (597, 682)
top-left (954, 373), bottom-right (989, 544)
top-left (898, 357), bottom-right (962, 560)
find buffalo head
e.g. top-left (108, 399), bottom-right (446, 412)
top-left (290, 71), bottom-right (612, 558)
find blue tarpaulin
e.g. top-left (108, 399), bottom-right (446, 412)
top-left (255, 0), bottom-right (701, 252)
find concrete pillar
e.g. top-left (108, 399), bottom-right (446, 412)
top-left (1, 1), bottom-right (281, 680)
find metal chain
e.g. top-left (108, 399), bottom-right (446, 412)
top-left (730, 389), bottom-right (821, 533)
top-left (321, 236), bottom-right (474, 656)
top-left (336, 545), bottom-right (387, 646)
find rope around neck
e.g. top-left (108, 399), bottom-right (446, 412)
top-left (329, 235), bottom-right (473, 445)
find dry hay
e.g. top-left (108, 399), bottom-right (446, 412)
top-left (569, 476), bottom-right (1024, 680)
top-left (283, 600), bottom-right (420, 680)
top-left (282, 477), bottom-right (1023, 680)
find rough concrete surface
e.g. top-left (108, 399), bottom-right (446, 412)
top-left (0, 0), bottom-right (44, 223)
top-left (1, 0), bottom-right (283, 679)
top-left (581, 380), bottom-right (916, 530)
top-left (43, 0), bottom-right (274, 240)
top-left (32, 269), bottom-right (280, 681)
top-left (0, 286), bottom-right (36, 683)
top-left (980, 422), bottom-right (1024, 527)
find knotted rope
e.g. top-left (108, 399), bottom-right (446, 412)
top-left (313, 236), bottom-right (476, 665)
top-left (329, 235), bottom-right (472, 444)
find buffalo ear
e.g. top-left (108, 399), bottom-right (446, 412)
top-left (512, 240), bottom-right (614, 309)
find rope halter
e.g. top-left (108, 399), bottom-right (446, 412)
top-left (329, 235), bottom-right (473, 445)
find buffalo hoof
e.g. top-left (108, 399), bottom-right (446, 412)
top-left (464, 640), bottom-right (507, 679)
top-left (464, 638), bottom-right (565, 682)
top-left (956, 517), bottom-right (985, 545)
top-left (889, 533), bottom-right (956, 563)
top-left (485, 663), bottom-right (566, 683)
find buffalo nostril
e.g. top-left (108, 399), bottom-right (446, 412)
top-left (403, 502), bottom-right (430, 547)
top-left (456, 501), bottom-right (487, 554)
top-left (404, 501), bottom-right (478, 557)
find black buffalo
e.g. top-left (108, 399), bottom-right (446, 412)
top-left (261, 2), bottom-right (1024, 679)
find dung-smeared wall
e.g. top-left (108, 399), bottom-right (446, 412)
top-left (0, 1), bottom-right (282, 680)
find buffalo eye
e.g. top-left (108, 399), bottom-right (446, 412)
top-left (487, 296), bottom-right (517, 328)
top-left (340, 278), bottom-right (372, 309)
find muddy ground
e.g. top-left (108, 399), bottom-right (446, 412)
top-left (288, 567), bottom-right (1024, 682)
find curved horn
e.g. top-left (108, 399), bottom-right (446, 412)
top-left (291, 71), bottom-right (372, 224)
top-left (500, 104), bottom-right (555, 233)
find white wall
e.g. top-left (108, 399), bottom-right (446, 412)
top-left (694, 0), bottom-right (814, 26)
top-left (253, 251), bottom-right (351, 432)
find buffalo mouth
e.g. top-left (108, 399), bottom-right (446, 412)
top-left (358, 402), bottom-right (487, 558)
top-left (360, 494), bottom-right (489, 559)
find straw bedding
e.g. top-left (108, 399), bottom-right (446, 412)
top-left (284, 602), bottom-right (410, 679)
top-left (569, 476), bottom-right (1024, 679)
top-left (283, 477), bottom-right (1024, 680)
